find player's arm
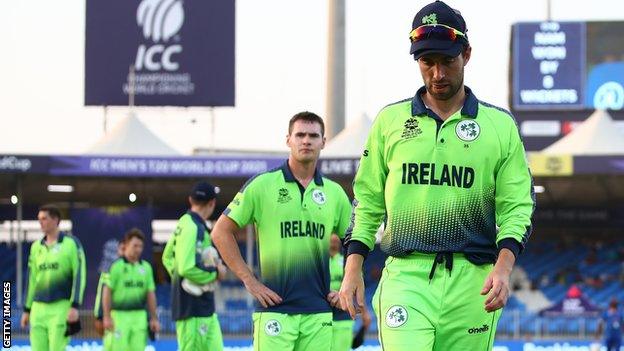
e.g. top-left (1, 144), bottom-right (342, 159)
top-left (145, 263), bottom-right (160, 333)
top-left (69, 237), bottom-right (87, 309)
top-left (93, 272), bottom-right (108, 336)
top-left (102, 262), bottom-right (117, 331)
top-left (341, 111), bottom-right (388, 318)
top-left (161, 236), bottom-right (175, 277)
top-left (93, 272), bottom-right (108, 318)
top-left (21, 244), bottom-right (37, 327)
top-left (175, 220), bottom-right (217, 285)
top-left (482, 119), bottom-right (535, 312)
top-left (67, 237), bottom-right (86, 322)
top-left (212, 179), bottom-right (282, 308)
top-left (102, 285), bottom-right (113, 331)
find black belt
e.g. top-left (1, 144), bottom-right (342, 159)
top-left (429, 252), bottom-right (453, 281)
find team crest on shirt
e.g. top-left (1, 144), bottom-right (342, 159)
top-left (199, 323), bottom-right (208, 336)
top-left (455, 120), bottom-right (480, 142)
top-left (311, 189), bottom-right (326, 205)
top-left (265, 319), bottom-right (282, 336)
top-left (401, 117), bottom-right (422, 140)
top-left (386, 305), bottom-right (408, 328)
top-left (277, 188), bottom-right (292, 204)
top-left (137, 267), bottom-right (145, 275)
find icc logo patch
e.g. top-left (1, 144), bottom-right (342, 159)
top-left (385, 305), bottom-right (408, 328)
top-left (311, 189), bottom-right (326, 205)
top-left (455, 120), bottom-right (480, 142)
top-left (265, 319), bottom-right (281, 336)
top-left (278, 188), bottom-right (292, 204)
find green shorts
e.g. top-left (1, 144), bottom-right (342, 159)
top-left (176, 314), bottom-right (223, 351)
top-left (103, 309), bottom-right (148, 351)
top-left (252, 311), bottom-right (333, 351)
top-left (29, 299), bottom-right (71, 351)
top-left (372, 253), bottom-right (502, 351)
top-left (331, 319), bottom-right (354, 351)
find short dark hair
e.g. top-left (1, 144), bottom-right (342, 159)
top-left (39, 204), bottom-right (61, 224)
top-left (123, 228), bottom-right (145, 243)
top-left (288, 111), bottom-right (325, 136)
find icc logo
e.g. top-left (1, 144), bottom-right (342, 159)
top-left (135, 0), bottom-right (184, 71)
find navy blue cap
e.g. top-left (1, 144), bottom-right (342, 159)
top-left (190, 181), bottom-right (218, 201)
top-left (410, 1), bottom-right (469, 59)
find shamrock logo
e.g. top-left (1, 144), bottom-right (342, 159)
top-left (265, 319), bottom-right (282, 336)
top-left (455, 120), bottom-right (480, 142)
top-left (386, 305), bottom-right (408, 328)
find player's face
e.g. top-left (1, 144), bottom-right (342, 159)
top-left (37, 211), bottom-right (59, 234)
top-left (418, 48), bottom-right (470, 101)
top-left (329, 234), bottom-right (341, 257)
top-left (286, 120), bottom-right (326, 164)
top-left (124, 237), bottom-right (144, 262)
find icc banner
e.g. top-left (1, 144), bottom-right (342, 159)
top-left (85, 0), bottom-right (235, 106)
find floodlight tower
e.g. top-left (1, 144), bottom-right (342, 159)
top-left (325, 0), bottom-right (346, 139)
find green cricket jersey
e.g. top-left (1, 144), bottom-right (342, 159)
top-left (346, 87), bottom-right (535, 263)
top-left (330, 253), bottom-right (350, 321)
top-left (94, 272), bottom-right (109, 319)
top-left (224, 161), bottom-right (352, 314)
top-left (163, 211), bottom-right (218, 320)
top-left (105, 257), bottom-right (155, 310)
top-left (24, 233), bottom-right (86, 311)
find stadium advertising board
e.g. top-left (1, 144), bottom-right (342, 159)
top-left (511, 21), bottom-right (624, 151)
top-left (513, 22), bottom-right (585, 110)
top-left (85, 0), bottom-right (235, 106)
top-left (0, 155), bottom-right (364, 177)
top-left (9, 339), bottom-right (615, 351)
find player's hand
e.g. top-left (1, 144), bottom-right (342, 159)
top-left (20, 312), bottom-right (29, 328)
top-left (327, 291), bottom-right (341, 309)
top-left (361, 306), bottom-right (372, 329)
top-left (149, 317), bottom-right (161, 333)
top-left (480, 264), bottom-right (512, 312)
top-left (67, 307), bottom-right (79, 323)
top-left (339, 254), bottom-right (366, 319)
top-left (216, 259), bottom-right (227, 281)
top-left (103, 316), bottom-right (114, 331)
top-left (243, 277), bottom-right (282, 308)
top-left (94, 319), bottom-right (104, 337)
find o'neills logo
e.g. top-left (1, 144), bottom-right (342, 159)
top-left (0, 157), bottom-right (32, 172)
top-left (467, 324), bottom-right (489, 334)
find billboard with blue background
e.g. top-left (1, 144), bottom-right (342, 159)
top-left (513, 21), bottom-right (624, 111)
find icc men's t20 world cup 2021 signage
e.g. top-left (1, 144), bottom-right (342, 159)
top-left (85, 0), bottom-right (235, 106)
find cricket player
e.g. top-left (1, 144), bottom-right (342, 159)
top-left (162, 181), bottom-right (227, 351)
top-left (94, 239), bottom-right (126, 344)
top-left (212, 112), bottom-right (352, 351)
top-left (21, 204), bottom-right (86, 351)
top-left (339, 2), bottom-right (535, 350)
top-left (102, 229), bottom-right (160, 351)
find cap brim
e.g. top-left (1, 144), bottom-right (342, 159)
top-left (411, 39), bottom-right (463, 60)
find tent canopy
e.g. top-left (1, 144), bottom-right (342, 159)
top-left (323, 114), bottom-right (372, 157)
top-left (542, 110), bottom-right (624, 155)
top-left (87, 113), bottom-right (180, 156)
